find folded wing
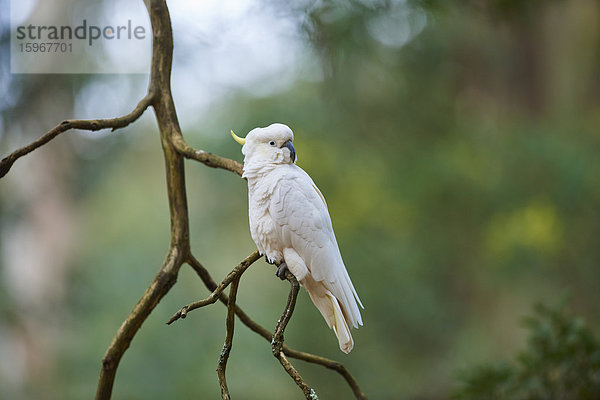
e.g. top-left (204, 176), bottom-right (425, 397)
top-left (270, 167), bottom-right (363, 330)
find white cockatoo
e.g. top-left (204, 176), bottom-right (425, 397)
top-left (231, 123), bottom-right (363, 353)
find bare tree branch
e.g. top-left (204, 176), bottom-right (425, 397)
top-left (171, 135), bottom-right (244, 176)
top-left (186, 256), bottom-right (368, 400)
top-left (166, 251), bottom-right (260, 325)
top-left (0, 91), bottom-right (154, 179)
top-left (97, 1), bottom-right (190, 398)
top-left (95, 246), bottom-right (184, 400)
top-left (217, 274), bottom-right (242, 400)
top-left (272, 270), bottom-right (318, 399)
top-left (283, 348), bottom-right (368, 400)
top-left (0, 0), bottom-right (368, 398)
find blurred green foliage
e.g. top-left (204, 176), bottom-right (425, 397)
top-left (1, 0), bottom-right (600, 399)
top-left (455, 304), bottom-right (600, 400)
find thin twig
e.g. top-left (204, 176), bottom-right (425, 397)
top-left (283, 348), bottom-right (368, 400)
top-left (171, 135), bottom-right (244, 176)
top-left (217, 275), bottom-right (241, 400)
top-left (166, 251), bottom-right (260, 325)
top-left (186, 255), bottom-right (368, 400)
top-left (0, 91), bottom-right (154, 179)
top-left (271, 270), bottom-right (318, 399)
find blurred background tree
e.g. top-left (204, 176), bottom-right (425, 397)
top-left (1, 0), bottom-right (599, 399)
top-left (455, 304), bottom-right (600, 400)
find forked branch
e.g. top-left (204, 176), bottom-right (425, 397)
top-left (0, 0), bottom-right (368, 398)
top-left (97, 1), bottom-right (189, 398)
top-left (186, 256), bottom-right (368, 400)
top-left (166, 251), bottom-right (260, 325)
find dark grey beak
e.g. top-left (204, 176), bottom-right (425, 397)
top-left (282, 140), bottom-right (296, 163)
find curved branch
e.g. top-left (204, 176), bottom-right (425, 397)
top-left (166, 251), bottom-right (260, 325)
top-left (171, 135), bottom-right (243, 176)
top-left (186, 255), bottom-right (368, 400)
top-left (284, 348), bottom-right (367, 400)
top-left (217, 274), bottom-right (242, 400)
top-left (0, 91), bottom-right (155, 179)
top-left (97, 1), bottom-right (190, 398)
top-left (95, 246), bottom-right (184, 400)
top-left (272, 271), bottom-right (318, 399)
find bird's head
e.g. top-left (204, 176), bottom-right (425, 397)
top-left (231, 123), bottom-right (296, 166)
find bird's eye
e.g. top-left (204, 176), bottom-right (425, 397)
top-left (269, 141), bottom-right (276, 146)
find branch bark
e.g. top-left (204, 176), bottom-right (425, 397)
top-left (95, 246), bottom-right (183, 400)
top-left (186, 256), bottom-right (368, 400)
top-left (272, 271), bottom-right (318, 399)
top-left (166, 251), bottom-right (260, 325)
top-left (0, 92), bottom-right (154, 179)
top-left (172, 135), bottom-right (244, 176)
top-left (217, 275), bottom-right (242, 400)
top-left (96, 1), bottom-right (190, 398)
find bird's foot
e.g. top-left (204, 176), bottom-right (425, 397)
top-left (275, 262), bottom-right (289, 280)
top-left (265, 255), bottom-right (275, 265)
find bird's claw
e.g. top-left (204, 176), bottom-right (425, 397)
top-left (275, 262), bottom-right (289, 280)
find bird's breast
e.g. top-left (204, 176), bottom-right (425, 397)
top-left (247, 177), bottom-right (283, 264)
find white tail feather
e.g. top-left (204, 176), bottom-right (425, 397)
top-left (327, 292), bottom-right (353, 353)
top-left (303, 276), bottom-right (354, 353)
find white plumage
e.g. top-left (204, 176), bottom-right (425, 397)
top-left (232, 123), bottom-right (363, 353)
